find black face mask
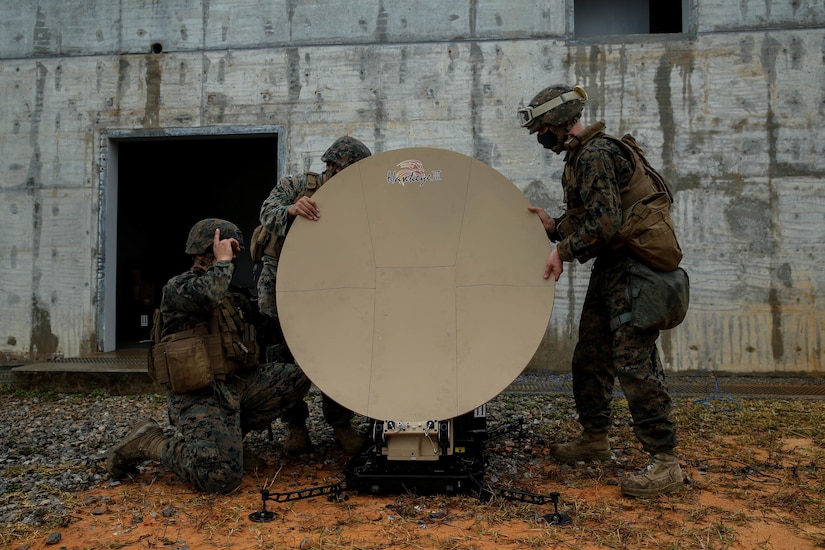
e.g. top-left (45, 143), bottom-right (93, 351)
top-left (537, 131), bottom-right (558, 150)
top-left (537, 127), bottom-right (568, 154)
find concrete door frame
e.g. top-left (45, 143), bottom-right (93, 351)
top-left (96, 125), bottom-right (285, 352)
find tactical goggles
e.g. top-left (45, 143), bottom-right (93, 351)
top-left (517, 86), bottom-right (588, 128)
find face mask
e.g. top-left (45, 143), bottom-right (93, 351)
top-left (537, 131), bottom-right (558, 150)
top-left (537, 128), bottom-right (567, 154)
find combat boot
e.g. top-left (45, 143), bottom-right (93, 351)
top-left (283, 424), bottom-right (312, 455)
top-left (549, 431), bottom-right (611, 463)
top-left (106, 419), bottom-right (167, 479)
top-left (333, 424), bottom-right (365, 454)
top-left (243, 448), bottom-right (267, 470)
top-left (621, 452), bottom-right (684, 498)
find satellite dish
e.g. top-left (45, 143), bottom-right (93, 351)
top-left (277, 148), bottom-right (554, 422)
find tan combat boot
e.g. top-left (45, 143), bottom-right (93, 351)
top-left (621, 452), bottom-right (684, 498)
top-left (283, 424), bottom-right (312, 455)
top-left (333, 424), bottom-right (365, 454)
top-left (549, 431), bottom-right (611, 463)
top-left (106, 419), bottom-right (167, 479)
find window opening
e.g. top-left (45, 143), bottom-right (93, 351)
top-left (574, 0), bottom-right (686, 39)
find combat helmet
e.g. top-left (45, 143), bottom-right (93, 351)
top-left (518, 85), bottom-right (588, 134)
top-left (185, 218), bottom-right (244, 255)
top-left (321, 136), bottom-right (372, 170)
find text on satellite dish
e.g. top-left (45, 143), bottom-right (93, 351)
top-left (387, 159), bottom-right (443, 187)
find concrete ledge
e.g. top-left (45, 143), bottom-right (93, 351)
top-left (12, 363), bottom-right (164, 395)
top-left (10, 362), bottom-right (825, 399)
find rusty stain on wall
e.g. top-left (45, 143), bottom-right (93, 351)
top-left (0, 1), bottom-right (822, 374)
top-left (30, 301), bottom-right (58, 358)
top-left (143, 54), bottom-right (162, 128)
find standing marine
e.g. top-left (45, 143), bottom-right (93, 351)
top-left (253, 136), bottom-right (372, 455)
top-left (520, 84), bottom-right (684, 498)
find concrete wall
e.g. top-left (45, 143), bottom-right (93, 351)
top-left (1, 0), bottom-right (823, 375)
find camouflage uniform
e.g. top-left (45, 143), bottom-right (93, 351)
top-left (257, 172), bottom-right (314, 321)
top-left (158, 260), bottom-right (311, 493)
top-left (256, 173), bottom-right (352, 427)
top-left (256, 137), bottom-right (371, 432)
top-left (552, 125), bottom-right (677, 455)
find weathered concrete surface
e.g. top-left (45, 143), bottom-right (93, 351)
top-left (1, 1), bottom-right (824, 375)
top-left (11, 362), bottom-right (163, 395)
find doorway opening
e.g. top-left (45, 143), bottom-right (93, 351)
top-left (103, 131), bottom-right (281, 350)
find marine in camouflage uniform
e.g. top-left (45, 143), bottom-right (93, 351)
top-left (520, 85), bottom-right (683, 498)
top-left (106, 219), bottom-right (311, 494)
top-left (256, 136), bottom-right (372, 454)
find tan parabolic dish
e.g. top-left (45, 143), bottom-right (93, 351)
top-left (277, 148), bottom-right (554, 422)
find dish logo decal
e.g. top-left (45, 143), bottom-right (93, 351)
top-left (387, 160), bottom-right (442, 187)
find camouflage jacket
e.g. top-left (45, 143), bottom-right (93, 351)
top-left (555, 123), bottom-right (635, 263)
top-left (160, 260), bottom-right (234, 337)
top-left (259, 173), bottom-right (317, 239)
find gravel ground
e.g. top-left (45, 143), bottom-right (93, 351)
top-left (2, 370), bottom-right (821, 528)
top-left (0, 384), bottom-right (578, 529)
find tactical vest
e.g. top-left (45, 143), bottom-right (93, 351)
top-left (147, 295), bottom-right (259, 393)
top-left (558, 124), bottom-right (682, 271)
top-left (250, 172), bottom-right (322, 262)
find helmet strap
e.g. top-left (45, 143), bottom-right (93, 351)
top-left (193, 252), bottom-right (214, 270)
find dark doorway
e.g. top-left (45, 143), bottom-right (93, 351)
top-left (115, 135), bottom-right (278, 348)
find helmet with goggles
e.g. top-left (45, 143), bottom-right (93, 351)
top-left (518, 85), bottom-right (588, 134)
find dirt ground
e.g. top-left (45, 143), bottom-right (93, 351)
top-left (6, 393), bottom-right (825, 550)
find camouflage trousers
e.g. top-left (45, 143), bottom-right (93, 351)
top-left (256, 256), bottom-right (355, 429)
top-left (256, 256), bottom-right (279, 321)
top-left (571, 252), bottom-right (677, 455)
top-left (160, 361), bottom-right (311, 494)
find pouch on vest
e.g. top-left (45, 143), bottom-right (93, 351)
top-left (249, 225), bottom-right (285, 263)
top-left (214, 296), bottom-right (258, 370)
top-left (612, 259), bottom-right (689, 331)
top-left (250, 225), bottom-right (270, 263)
top-left (148, 296), bottom-right (256, 393)
top-left (159, 336), bottom-right (216, 393)
top-left (617, 191), bottom-right (682, 272)
top-left (149, 327), bottom-right (225, 393)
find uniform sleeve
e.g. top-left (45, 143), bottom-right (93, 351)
top-left (555, 142), bottom-right (627, 262)
top-left (162, 261), bottom-right (235, 316)
top-left (259, 174), bottom-right (303, 237)
top-left (549, 216), bottom-right (564, 242)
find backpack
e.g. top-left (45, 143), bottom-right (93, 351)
top-left (604, 135), bottom-right (689, 331)
top-left (606, 134), bottom-right (683, 272)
